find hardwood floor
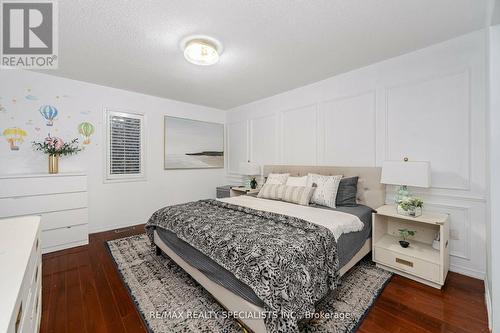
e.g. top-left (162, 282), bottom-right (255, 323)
top-left (41, 224), bottom-right (489, 333)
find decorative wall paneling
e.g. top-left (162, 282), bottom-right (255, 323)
top-left (225, 31), bottom-right (487, 278)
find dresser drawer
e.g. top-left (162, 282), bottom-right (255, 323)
top-left (40, 208), bottom-right (88, 231)
top-left (374, 247), bottom-right (441, 283)
top-left (0, 174), bottom-right (87, 198)
top-left (0, 192), bottom-right (87, 218)
top-left (41, 224), bottom-right (88, 252)
top-left (15, 227), bottom-right (41, 333)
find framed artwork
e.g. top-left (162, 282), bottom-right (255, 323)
top-left (164, 116), bottom-right (224, 169)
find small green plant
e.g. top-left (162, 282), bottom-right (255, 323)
top-left (399, 228), bottom-right (416, 241)
top-left (398, 197), bottom-right (424, 211)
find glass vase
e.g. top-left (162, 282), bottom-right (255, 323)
top-left (397, 204), bottom-right (422, 217)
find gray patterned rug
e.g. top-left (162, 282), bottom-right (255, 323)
top-left (107, 234), bottom-right (392, 333)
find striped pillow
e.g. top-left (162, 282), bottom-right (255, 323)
top-left (257, 184), bottom-right (286, 200)
top-left (282, 185), bottom-right (316, 206)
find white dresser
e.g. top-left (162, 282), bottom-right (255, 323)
top-left (0, 173), bottom-right (89, 253)
top-left (0, 216), bottom-right (42, 333)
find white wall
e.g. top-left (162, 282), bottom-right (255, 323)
top-left (226, 30), bottom-right (487, 279)
top-left (488, 23), bottom-right (500, 333)
top-left (0, 70), bottom-right (226, 232)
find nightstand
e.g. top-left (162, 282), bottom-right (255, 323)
top-left (230, 186), bottom-right (260, 197)
top-left (216, 185), bottom-right (234, 198)
top-left (372, 205), bottom-right (449, 289)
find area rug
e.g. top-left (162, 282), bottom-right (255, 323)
top-left (107, 234), bottom-right (392, 333)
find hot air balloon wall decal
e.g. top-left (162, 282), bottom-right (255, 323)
top-left (3, 127), bottom-right (27, 151)
top-left (78, 122), bottom-right (95, 145)
top-left (39, 105), bottom-right (58, 126)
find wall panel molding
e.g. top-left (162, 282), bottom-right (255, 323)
top-left (225, 32), bottom-right (486, 278)
top-left (226, 120), bottom-right (248, 174)
top-left (249, 114), bottom-right (278, 165)
top-left (424, 202), bottom-right (471, 260)
top-left (280, 104), bottom-right (318, 165)
top-left (384, 68), bottom-right (472, 191)
top-left (319, 90), bottom-right (377, 166)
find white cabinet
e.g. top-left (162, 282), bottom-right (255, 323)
top-left (0, 216), bottom-right (41, 333)
top-left (0, 173), bottom-right (89, 253)
top-left (372, 205), bottom-right (450, 289)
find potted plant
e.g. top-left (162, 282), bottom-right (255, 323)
top-left (33, 135), bottom-right (82, 174)
top-left (398, 228), bottom-right (416, 248)
top-left (397, 197), bottom-right (424, 217)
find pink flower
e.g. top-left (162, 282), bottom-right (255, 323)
top-left (44, 136), bottom-right (64, 150)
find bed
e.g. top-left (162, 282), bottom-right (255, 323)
top-left (146, 165), bottom-right (385, 333)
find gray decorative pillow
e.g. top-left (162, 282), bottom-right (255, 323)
top-left (306, 173), bottom-right (343, 208)
top-left (336, 176), bottom-right (359, 207)
top-left (281, 185), bottom-right (316, 206)
top-left (257, 184), bottom-right (286, 200)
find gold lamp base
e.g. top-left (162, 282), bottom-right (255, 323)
top-left (49, 155), bottom-right (59, 174)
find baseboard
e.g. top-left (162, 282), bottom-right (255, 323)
top-left (485, 277), bottom-right (493, 330)
top-left (89, 220), bottom-right (144, 234)
top-left (449, 264), bottom-right (485, 280)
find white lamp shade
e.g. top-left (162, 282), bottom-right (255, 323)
top-left (239, 162), bottom-right (261, 176)
top-left (381, 161), bottom-right (431, 188)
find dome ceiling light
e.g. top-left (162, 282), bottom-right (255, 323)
top-left (181, 35), bottom-right (223, 66)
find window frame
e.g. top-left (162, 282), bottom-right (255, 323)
top-left (104, 108), bottom-right (147, 183)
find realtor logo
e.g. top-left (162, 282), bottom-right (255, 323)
top-left (1, 0), bottom-right (58, 69)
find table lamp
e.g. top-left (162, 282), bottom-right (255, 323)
top-left (381, 159), bottom-right (431, 215)
top-left (239, 162), bottom-right (261, 189)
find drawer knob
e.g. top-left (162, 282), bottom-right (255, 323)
top-left (395, 257), bottom-right (414, 267)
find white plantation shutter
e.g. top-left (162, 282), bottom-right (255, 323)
top-left (106, 110), bottom-right (145, 181)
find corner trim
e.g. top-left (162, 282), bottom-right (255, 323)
top-left (485, 276), bottom-right (493, 330)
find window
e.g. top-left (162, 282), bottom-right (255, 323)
top-left (105, 110), bottom-right (145, 181)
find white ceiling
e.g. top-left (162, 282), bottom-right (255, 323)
top-left (51, 0), bottom-right (488, 110)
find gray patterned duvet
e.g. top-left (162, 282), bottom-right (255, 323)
top-left (146, 199), bottom-right (338, 333)
top-left (154, 204), bottom-right (373, 308)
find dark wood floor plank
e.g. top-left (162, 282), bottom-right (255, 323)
top-left (45, 266), bottom-right (67, 333)
top-left (362, 306), bottom-right (429, 333)
top-left (48, 253), bottom-right (69, 333)
top-left (381, 278), bottom-right (488, 331)
top-left (122, 311), bottom-right (148, 333)
top-left (86, 242), bottom-right (128, 331)
top-left (78, 261), bottom-right (109, 333)
top-left (40, 223), bottom-right (489, 333)
top-left (66, 267), bottom-right (86, 333)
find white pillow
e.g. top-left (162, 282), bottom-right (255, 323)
top-left (265, 173), bottom-right (289, 185)
top-left (285, 176), bottom-right (308, 187)
top-left (306, 173), bottom-right (343, 208)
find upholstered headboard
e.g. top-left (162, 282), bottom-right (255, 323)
top-left (263, 165), bottom-right (386, 210)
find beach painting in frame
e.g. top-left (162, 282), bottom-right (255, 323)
top-left (164, 116), bottom-right (224, 169)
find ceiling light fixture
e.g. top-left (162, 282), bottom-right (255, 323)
top-left (181, 35), bottom-right (223, 66)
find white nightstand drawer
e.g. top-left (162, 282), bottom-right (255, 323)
top-left (374, 247), bottom-right (440, 283)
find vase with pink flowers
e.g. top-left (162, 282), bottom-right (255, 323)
top-left (32, 135), bottom-right (82, 174)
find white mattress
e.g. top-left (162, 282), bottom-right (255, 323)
top-left (218, 195), bottom-right (364, 240)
